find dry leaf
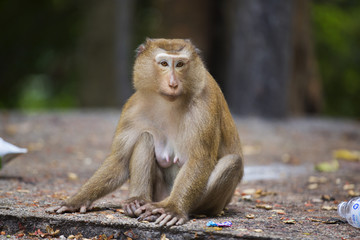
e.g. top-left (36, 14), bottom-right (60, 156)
top-left (283, 219), bottom-right (296, 224)
top-left (315, 160), bottom-right (339, 172)
top-left (17, 189), bottom-right (30, 193)
top-left (348, 190), bottom-right (360, 197)
top-left (256, 204), bottom-right (273, 210)
top-left (245, 214), bottom-right (255, 219)
top-left (307, 183), bottom-right (318, 190)
top-left (321, 195), bottom-right (334, 201)
top-left (160, 233), bottom-right (169, 240)
top-left (242, 189), bottom-right (256, 195)
top-left (321, 205), bottom-right (337, 211)
top-left (333, 149), bottom-right (360, 161)
top-left (67, 172), bottom-right (78, 181)
top-left (272, 209), bottom-right (286, 215)
top-left (243, 144), bottom-right (261, 155)
top-left (343, 184), bottom-right (355, 191)
top-left (116, 208), bottom-right (125, 214)
top-left (241, 195), bottom-right (252, 201)
top-left (308, 176), bottom-right (327, 183)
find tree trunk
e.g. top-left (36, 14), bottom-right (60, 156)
top-left (225, 0), bottom-right (293, 117)
top-left (78, 0), bottom-right (134, 108)
top-left (290, 0), bottom-right (323, 115)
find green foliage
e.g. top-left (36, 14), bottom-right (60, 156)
top-left (0, 0), bottom-right (84, 109)
top-left (312, 0), bottom-right (360, 117)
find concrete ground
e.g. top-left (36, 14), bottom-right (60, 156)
top-left (0, 111), bottom-right (360, 239)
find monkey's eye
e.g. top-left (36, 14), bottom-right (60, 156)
top-left (160, 61), bottom-right (169, 67)
top-left (176, 61), bottom-right (184, 68)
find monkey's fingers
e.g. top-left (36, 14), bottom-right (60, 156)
top-left (133, 200), bottom-right (141, 213)
top-left (175, 218), bottom-right (186, 226)
top-left (134, 205), bottom-right (148, 216)
top-left (124, 204), bottom-right (134, 217)
top-left (152, 208), bottom-right (165, 215)
top-left (156, 214), bottom-right (172, 226)
top-left (137, 211), bottom-right (157, 222)
top-left (155, 214), bottom-right (185, 227)
top-left (142, 215), bottom-right (159, 222)
top-left (124, 202), bottom-right (139, 217)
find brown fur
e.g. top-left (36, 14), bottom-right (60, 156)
top-left (46, 38), bottom-right (243, 227)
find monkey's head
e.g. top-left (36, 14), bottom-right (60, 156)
top-left (133, 38), bottom-right (206, 102)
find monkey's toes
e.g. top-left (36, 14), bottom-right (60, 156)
top-left (56, 206), bottom-right (72, 213)
top-left (79, 205), bottom-right (87, 213)
top-left (45, 206), bottom-right (62, 213)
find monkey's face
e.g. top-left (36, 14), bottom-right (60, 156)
top-left (133, 39), bottom-right (205, 101)
top-left (154, 51), bottom-right (190, 101)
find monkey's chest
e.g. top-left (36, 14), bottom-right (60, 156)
top-left (153, 137), bottom-right (185, 168)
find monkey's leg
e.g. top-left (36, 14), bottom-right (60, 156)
top-left (192, 154), bottom-right (243, 216)
top-left (46, 151), bottom-right (130, 214)
top-left (123, 132), bottom-right (156, 217)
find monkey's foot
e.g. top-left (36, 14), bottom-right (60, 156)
top-left (45, 205), bottom-right (88, 214)
top-left (122, 197), bottom-right (147, 217)
top-left (137, 204), bottom-right (187, 227)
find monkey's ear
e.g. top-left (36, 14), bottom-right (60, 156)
top-left (184, 39), bottom-right (201, 55)
top-left (136, 38), bottom-right (154, 57)
top-left (136, 43), bottom-right (146, 57)
top-left (195, 48), bottom-right (201, 55)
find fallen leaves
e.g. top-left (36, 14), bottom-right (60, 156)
top-left (272, 209), bottom-right (286, 215)
top-left (160, 233), bottom-right (169, 240)
top-left (307, 176), bottom-right (328, 190)
top-left (343, 183), bottom-right (355, 191)
top-left (242, 144), bottom-right (261, 156)
top-left (313, 149), bottom-right (360, 173)
top-left (321, 205), bottom-right (337, 211)
top-left (67, 172), bottom-right (79, 181)
top-left (29, 226), bottom-right (60, 238)
top-left (67, 233), bottom-right (83, 239)
top-left (315, 159), bottom-right (339, 172)
top-left (240, 188), bottom-right (277, 201)
top-left (333, 149), bottom-right (360, 161)
top-left (106, 214), bottom-right (115, 219)
top-left (256, 204), bottom-right (273, 210)
top-left (283, 219), bottom-right (296, 224)
top-left (309, 217), bottom-right (345, 225)
top-left (308, 176), bottom-right (328, 184)
top-left (245, 214), bottom-right (255, 219)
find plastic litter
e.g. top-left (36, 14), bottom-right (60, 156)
top-left (206, 221), bottom-right (232, 227)
top-left (338, 196), bottom-right (360, 228)
top-left (0, 137), bottom-right (27, 169)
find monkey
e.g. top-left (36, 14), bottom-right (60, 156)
top-left (46, 38), bottom-right (244, 227)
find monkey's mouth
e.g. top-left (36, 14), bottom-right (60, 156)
top-left (159, 91), bottom-right (181, 101)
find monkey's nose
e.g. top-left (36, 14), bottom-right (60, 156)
top-left (169, 82), bottom-right (178, 89)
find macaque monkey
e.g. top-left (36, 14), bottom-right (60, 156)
top-left (47, 38), bottom-right (243, 227)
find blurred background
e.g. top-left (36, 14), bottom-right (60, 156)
top-left (0, 0), bottom-right (359, 118)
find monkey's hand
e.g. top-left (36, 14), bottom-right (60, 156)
top-left (136, 203), bottom-right (188, 227)
top-left (45, 202), bottom-right (91, 214)
top-left (122, 197), bottom-right (148, 217)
